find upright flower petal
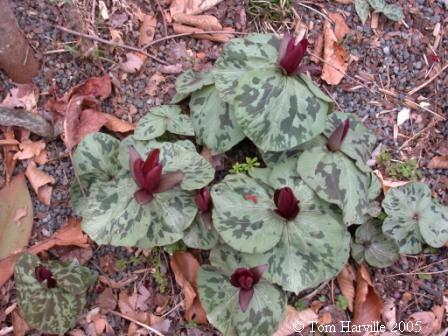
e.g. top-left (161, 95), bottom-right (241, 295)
top-left (239, 288), bottom-right (254, 312)
top-left (155, 171), bottom-right (184, 193)
top-left (143, 164), bottom-right (163, 193)
top-left (278, 35), bottom-right (309, 75)
top-left (133, 160), bottom-right (146, 188)
top-left (274, 187), bottom-right (300, 220)
top-left (195, 187), bottom-right (212, 213)
top-left (142, 148), bottom-right (160, 173)
top-left (327, 119), bottom-right (350, 152)
top-left (134, 189), bottom-right (154, 205)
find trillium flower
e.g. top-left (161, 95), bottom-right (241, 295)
top-left (230, 264), bottom-right (268, 312)
top-left (195, 187), bottom-right (213, 229)
top-left (129, 147), bottom-right (184, 204)
top-left (327, 119), bottom-right (350, 152)
top-left (35, 265), bottom-right (57, 288)
top-left (277, 33), bottom-right (309, 76)
top-left (273, 187), bottom-right (300, 220)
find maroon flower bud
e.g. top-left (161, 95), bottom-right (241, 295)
top-left (195, 187), bottom-right (212, 213)
top-left (229, 265), bottom-right (268, 312)
top-left (273, 187), bottom-right (300, 220)
top-left (129, 147), bottom-right (184, 204)
top-left (277, 33), bottom-right (309, 76)
top-left (327, 119), bottom-right (350, 152)
top-left (35, 265), bottom-right (57, 289)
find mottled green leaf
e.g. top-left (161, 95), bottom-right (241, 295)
top-left (381, 4), bottom-right (404, 21)
top-left (323, 112), bottom-right (377, 172)
top-left (190, 84), bottom-right (245, 154)
top-left (197, 265), bottom-right (286, 336)
top-left (172, 70), bottom-right (215, 103)
top-left (14, 253), bottom-right (95, 334)
top-left (213, 34), bottom-right (280, 102)
top-left (71, 132), bottom-right (122, 213)
top-left (134, 105), bottom-right (194, 140)
top-left (183, 214), bottom-right (219, 250)
top-left (367, 0), bottom-right (386, 11)
top-left (297, 145), bottom-right (371, 225)
top-left (351, 219), bottom-right (399, 268)
top-left (382, 182), bottom-right (448, 253)
top-left (355, 0), bottom-right (371, 24)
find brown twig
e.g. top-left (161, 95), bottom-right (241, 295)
top-left (53, 25), bottom-right (168, 65)
top-left (110, 311), bottom-right (165, 336)
top-left (154, 0), bottom-right (168, 37)
top-left (142, 30), bottom-right (248, 49)
top-left (408, 62), bottom-right (448, 96)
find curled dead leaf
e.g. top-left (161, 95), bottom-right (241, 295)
top-left (69, 75), bottom-right (112, 101)
top-left (428, 156), bottom-right (448, 169)
top-left (172, 23), bottom-right (233, 43)
top-left (120, 52), bottom-right (145, 73)
top-left (0, 84), bottom-right (38, 111)
top-left (170, 0), bottom-right (224, 16)
top-left (337, 264), bottom-right (356, 312)
top-left (170, 251), bottom-right (207, 324)
top-left (382, 298), bottom-right (396, 330)
top-left (273, 306), bottom-right (317, 336)
top-left (25, 161), bottom-right (55, 205)
top-left (352, 264), bottom-right (384, 335)
top-left (103, 114), bottom-right (135, 133)
top-left (173, 13), bottom-right (222, 31)
top-left (138, 14), bottom-right (157, 47)
top-left (13, 140), bottom-right (46, 161)
top-left (407, 310), bottom-right (439, 336)
top-left (321, 13), bottom-right (350, 85)
top-left (373, 169), bottom-right (408, 194)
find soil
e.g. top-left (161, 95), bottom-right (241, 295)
top-left (0, 0), bottom-right (447, 335)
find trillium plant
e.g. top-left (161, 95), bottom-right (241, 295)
top-left (42, 32), bottom-right (447, 336)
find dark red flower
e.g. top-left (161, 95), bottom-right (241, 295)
top-left (35, 265), bottom-right (57, 289)
top-left (230, 265), bottom-right (268, 312)
top-left (327, 119), bottom-right (350, 152)
top-left (277, 33), bottom-right (309, 76)
top-left (195, 187), bottom-right (213, 229)
top-left (273, 187), bottom-right (300, 220)
top-left (129, 147), bottom-right (184, 204)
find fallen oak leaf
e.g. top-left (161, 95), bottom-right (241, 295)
top-left (172, 13), bottom-right (222, 31)
top-left (25, 160), bottom-right (55, 205)
top-left (273, 306), bottom-right (317, 336)
top-left (0, 174), bottom-right (33, 259)
top-left (336, 264), bottom-right (356, 312)
top-left (352, 263), bottom-right (384, 335)
top-left (321, 13), bottom-right (350, 85)
top-left (13, 140), bottom-right (46, 161)
top-left (103, 113), bottom-right (135, 133)
top-left (170, 251), bottom-right (207, 324)
top-left (428, 156), bottom-right (448, 169)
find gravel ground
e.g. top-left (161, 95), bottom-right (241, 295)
top-left (1, 0), bottom-right (447, 334)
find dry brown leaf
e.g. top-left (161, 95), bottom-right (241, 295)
top-left (109, 28), bottom-right (124, 44)
top-left (1, 128), bottom-right (18, 185)
top-left (52, 245), bottom-right (93, 265)
top-left (13, 140), bottom-right (46, 161)
top-left (120, 52), bottom-right (145, 73)
top-left (25, 160), bottom-right (55, 205)
top-left (334, 0), bottom-right (352, 3)
top-left (337, 264), bottom-right (356, 312)
top-left (0, 218), bottom-right (89, 288)
top-left (273, 306), bottom-right (317, 336)
top-left (0, 174), bottom-right (33, 259)
top-left (373, 170), bottom-right (408, 193)
top-left (173, 13), bottom-right (222, 30)
top-left (0, 84), bottom-right (38, 111)
top-left (172, 23), bottom-right (233, 43)
top-left (407, 311), bottom-right (438, 336)
top-left (69, 75), bottom-right (112, 101)
top-left (63, 96), bottom-right (107, 150)
top-left (103, 114), bottom-right (135, 133)
top-left (431, 305), bottom-right (444, 333)
top-left (118, 290), bottom-right (160, 326)
top-left (330, 12), bottom-right (350, 40)
top-left (352, 264), bottom-right (384, 335)
top-left (428, 156), bottom-right (448, 169)
top-left (321, 13), bottom-right (350, 85)
top-left (0, 139), bottom-right (19, 146)
top-left (12, 311), bottom-right (29, 336)
top-left (170, 251), bottom-right (207, 324)
top-left (158, 63), bottom-right (183, 74)
top-left (96, 288), bottom-right (117, 311)
top-left (311, 34), bottom-right (324, 63)
top-left (170, 0), bottom-right (224, 16)
top-left (138, 14), bottom-right (157, 47)
top-left (145, 72), bottom-right (166, 96)
top-left (34, 149), bottom-right (48, 165)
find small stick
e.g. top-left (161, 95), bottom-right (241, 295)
top-left (408, 62), bottom-right (448, 96)
top-left (142, 30), bottom-right (248, 49)
top-left (54, 25), bottom-right (168, 65)
top-left (110, 311), bottom-right (165, 336)
top-left (154, 0), bottom-right (168, 37)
